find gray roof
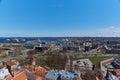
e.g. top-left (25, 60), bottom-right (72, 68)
top-left (46, 70), bottom-right (80, 80)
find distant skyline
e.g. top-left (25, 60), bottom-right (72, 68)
top-left (0, 0), bottom-right (120, 37)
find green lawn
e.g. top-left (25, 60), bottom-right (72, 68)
top-left (72, 56), bottom-right (120, 69)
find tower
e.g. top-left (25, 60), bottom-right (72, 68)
top-left (65, 55), bottom-right (71, 71)
top-left (30, 55), bottom-right (36, 66)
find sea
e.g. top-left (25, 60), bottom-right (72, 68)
top-left (0, 37), bottom-right (61, 43)
top-left (0, 37), bottom-right (120, 43)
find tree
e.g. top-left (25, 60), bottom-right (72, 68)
top-left (45, 54), bottom-right (67, 69)
top-left (81, 69), bottom-right (102, 80)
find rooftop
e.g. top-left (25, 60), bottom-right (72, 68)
top-left (22, 65), bottom-right (48, 77)
top-left (46, 70), bottom-right (80, 80)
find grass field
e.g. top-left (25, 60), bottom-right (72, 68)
top-left (72, 56), bottom-right (120, 69)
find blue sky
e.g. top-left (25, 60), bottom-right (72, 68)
top-left (0, 0), bottom-right (120, 37)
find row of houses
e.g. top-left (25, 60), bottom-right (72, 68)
top-left (0, 55), bottom-right (82, 80)
top-left (1, 54), bottom-right (120, 80)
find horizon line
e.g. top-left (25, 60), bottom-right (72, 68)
top-left (1, 36), bottom-right (120, 38)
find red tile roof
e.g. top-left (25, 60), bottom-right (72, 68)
top-left (5, 71), bottom-right (27, 80)
top-left (35, 67), bottom-right (48, 77)
top-left (112, 70), bottom-right (120, 77)
top-left (3, 61), bottom-right (15, 66)
top-left (36, 77), bottom-right (42, 80)
top-left (22, 65), bottom-right (48, 77)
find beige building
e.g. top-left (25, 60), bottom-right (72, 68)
top-left (0, 51), bottom-right (9, 57)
